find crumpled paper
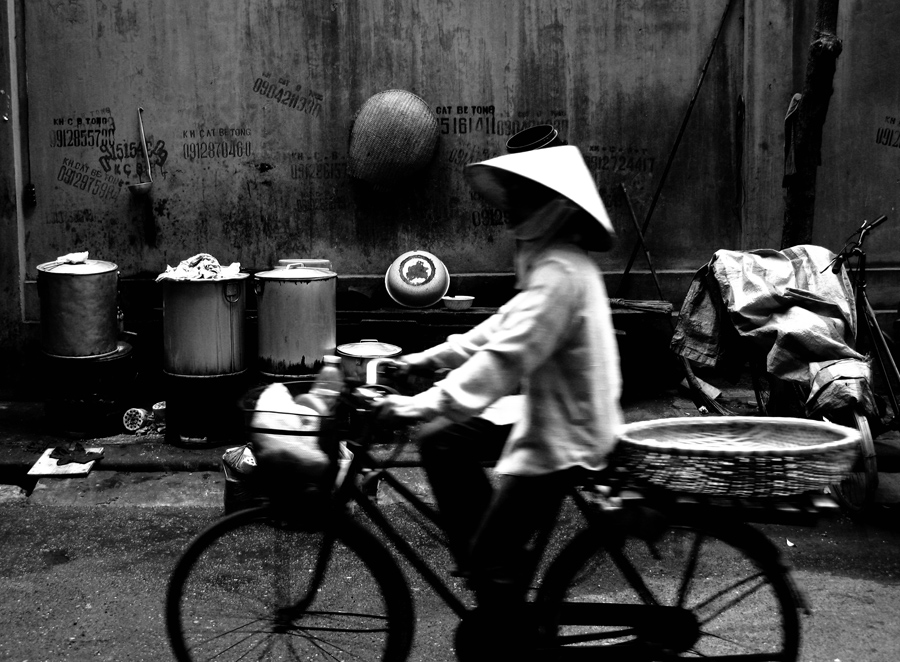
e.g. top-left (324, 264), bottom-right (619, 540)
top-left (56, 251), bottom-right (89, 265)
top-left (155, 253), bottom-right (241, 281)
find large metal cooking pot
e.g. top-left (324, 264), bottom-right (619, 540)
top-left (162, 274), bottom-right (249, 376)
top-left (255, 266), bottom-right (337, 377)
top-left (37, 259), bottom-right (119, 357)
top-left (336, 339), bottom-right (402, 381)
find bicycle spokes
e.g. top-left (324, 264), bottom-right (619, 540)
top-left (549, 524), bottom-right (799, 660)
top-left (169, 514), bottom-right (409, 661)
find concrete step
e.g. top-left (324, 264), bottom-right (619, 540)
top-left (27, 471), bottom-right (224, 508)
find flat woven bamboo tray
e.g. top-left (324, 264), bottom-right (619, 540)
top-left (612, 417), bottom-right (861, 497)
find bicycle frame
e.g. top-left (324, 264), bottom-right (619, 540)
top-left (843, 217), bottom-right (900, 424)
top-left (356, 471), bottom-right (470, 616)
top-left (329, 431), bottom-right (629, 620)
top-left (168, 377), bottom-right (836, 661)
top-left (326, 423), bottom-right (817, 630)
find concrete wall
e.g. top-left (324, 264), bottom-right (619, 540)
top-left (16, 1), bottom-right (741, 281)
top-left (2, 0), bottom-right (899, 388)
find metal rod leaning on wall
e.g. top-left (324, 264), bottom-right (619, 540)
top-left (620, 183), bottom-right (667, 305)
top-left (617, 0), bottom-right (737, 294)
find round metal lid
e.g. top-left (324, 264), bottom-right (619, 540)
top-left (276, 259), bottom-right (333, 270)
top-left (37, 259), bottom-right (118, 275)
top-left (255, 267), bottom-right (336, 280)
top-left (337, 340), bottom-right (402, 358)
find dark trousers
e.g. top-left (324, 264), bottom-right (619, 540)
top-left (416, 416), bottom-right (570, 605)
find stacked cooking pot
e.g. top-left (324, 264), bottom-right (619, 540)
top-left (160, 269), bottom-right (251, 444)
top-left (254, 262), bottom-right (338, 379)
top-left (36, 257), bottom-right (135, 434)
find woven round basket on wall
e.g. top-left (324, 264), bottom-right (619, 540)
top-left (348, 90), bottom-right (440, 189)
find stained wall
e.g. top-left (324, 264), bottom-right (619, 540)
top-left (2, 0), bottom-right (900, 380)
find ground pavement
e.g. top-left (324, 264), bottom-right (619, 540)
top-left (1, 383), bottom-right (900, 509)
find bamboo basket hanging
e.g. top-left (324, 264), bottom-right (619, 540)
top-left (348, 89), bottom-right (440, 189)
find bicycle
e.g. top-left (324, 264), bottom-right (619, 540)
top-left (817, 214), bottom-right (900, 511)
top-left (680, 216), bottom-right (899, 514)
top-left (165, 373), bottom-right (840, 662)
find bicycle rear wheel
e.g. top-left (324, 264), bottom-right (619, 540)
top-left (166, 506), bottom-right (414, 662)
top-left (537, 514), bottom-right (802, 660)
top-left (751, 363), bottom-right (879, 514)
top-left (829, 412), bottom-right (878, 514)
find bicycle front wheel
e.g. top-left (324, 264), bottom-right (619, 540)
top-left (166, 506), bottom-right (415, 662)
top-left (537, 515), bottom-right (802, 660)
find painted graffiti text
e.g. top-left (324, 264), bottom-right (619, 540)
top-left (253, 74), bottom-right (323, 117)
top-left (290, 161), bottom-right (347, 180)
top-left (875, 126), bottom-right (900, 149)
top-left (57, 158), bottom-right (122, 200)
top-left (182, 141), bottom-right (252, 160)
top-left (585, 146), bottom-right (655, 174)
top-left (471, 207), bottom-right (507, 228)
top-left (294, 190), bottom-right (346, 213)
top-left (435, 105), bottom-right (495, 115)
top-left (50, 128), bottom-right (115, 149)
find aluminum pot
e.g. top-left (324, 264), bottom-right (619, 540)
top-left (336, 339), bottom-right (402, 381)
top-left (162, 274), bottom-right (249, 376)
top-left (37, 259), bottom-right (119, 357)
top-left (255, 266), bottom-right (337, 377)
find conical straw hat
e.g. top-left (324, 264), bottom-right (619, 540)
top-left (464, 145), bottom-right (615, 251)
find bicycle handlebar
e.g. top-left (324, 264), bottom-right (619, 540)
top-left (829, 214), bottom-right (888, 274)
top-left (867, 214), bottom-right (888, 231)
top-left (338, 361), bottom-right (448, 430)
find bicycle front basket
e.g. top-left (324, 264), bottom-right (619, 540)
top-left (612, 417), bottom-right (860, 497)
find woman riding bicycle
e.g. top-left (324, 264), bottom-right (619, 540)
top-left (378, 145), bottom-right (623, 659)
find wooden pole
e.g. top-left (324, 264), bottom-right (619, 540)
top-left (781, 0), bottom-right (842, 248)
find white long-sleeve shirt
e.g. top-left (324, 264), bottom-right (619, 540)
top-left (405, 241), bottom-right (623, 476)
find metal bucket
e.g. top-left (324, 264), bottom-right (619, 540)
top-left (37, 259), bottom-right (119, 358)
top-left (255, 266), bottom-right (337, 378)
top-left (162, 274), bottom-right (249, 376)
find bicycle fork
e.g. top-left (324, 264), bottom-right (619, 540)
top-left (863, 296), bottom-right (900, 418)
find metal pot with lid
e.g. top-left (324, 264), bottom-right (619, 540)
top-left (255, 266), bottom-right (337, 377)
top-left (336, 339), bottom-right (402, 381)
top-left (37, 259), bottom-right (120, 358)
